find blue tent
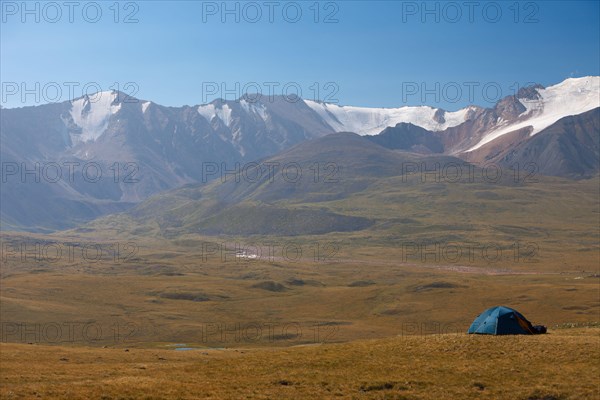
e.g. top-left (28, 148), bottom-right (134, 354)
top-left (468, 306), bottom-right (535, 335)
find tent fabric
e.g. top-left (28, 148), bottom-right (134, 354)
top-left (468, 306), bottom-right (535, 335)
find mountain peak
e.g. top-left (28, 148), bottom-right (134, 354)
top-left (467, 76), bottom-right (600, 152)
top-left (75, 90), bottom-right (139, 105)
top-left (69, 90), bottom-right (122, 144)
top-left (516, 84), bottom-right (544, 100)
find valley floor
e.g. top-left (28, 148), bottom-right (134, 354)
top-left (1, 328), bottom-right (598, 400)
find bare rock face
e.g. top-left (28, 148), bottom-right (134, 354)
top-left (494, 95), bottom-right (527, 121)
top-left (433, 108), bottom-right (446, 124)
top-left (517, 84), bottom-right (544, 100)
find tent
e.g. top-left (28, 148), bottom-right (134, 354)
top-left (468, 306), bottom-right (540, 335)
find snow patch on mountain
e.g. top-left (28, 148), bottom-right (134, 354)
top-left (197, 104), bottom-right (216, 122)
top-left (142, 101), bottom-right (151, 113)
top-left (197, 103), bottom-right (234, 127)
top-left (468, 76), bottom-right (600, 152)
top-left (70, 91), bottom-right (121, 143)
top-left (304, 100), bottom-right (472, 135)
top-left (217, 104), bottom-right (233, 127)
top-left (240, 99), bottom-right (268, 121)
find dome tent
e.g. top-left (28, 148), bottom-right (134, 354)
top-left (468, 306), bottom-right (540, 335)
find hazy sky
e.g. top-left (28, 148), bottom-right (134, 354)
top-left (2, 0), bottom-right (599, 109)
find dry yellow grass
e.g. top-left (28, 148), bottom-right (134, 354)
top-left (1, 230), bottom-right (598, 399)
top-left (1, 249), bottom-right (598, 347)
top-left (1, 328), bottom-right (598, 399)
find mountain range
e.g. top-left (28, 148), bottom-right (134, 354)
top-left (1, 76), bottom-right (598, 232)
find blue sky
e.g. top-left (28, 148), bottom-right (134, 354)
top-left (1, 0), bottom-right (599, 109)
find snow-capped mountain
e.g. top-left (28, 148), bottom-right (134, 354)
top-left (467, 76), bottom-right (600, 151)
top-left (68, 91), bottom-right (123, 144)
top-left (304, 100), bottom-right (479, 135)
top-left (1, 76), bottom-right (598, 232)
top-left (375, 76), bottom-right (599, 158)
top-left (304, 77), bottom-right (599, 158)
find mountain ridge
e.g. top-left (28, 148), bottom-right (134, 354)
top-left (2, 76), bottom-right (598, 232)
